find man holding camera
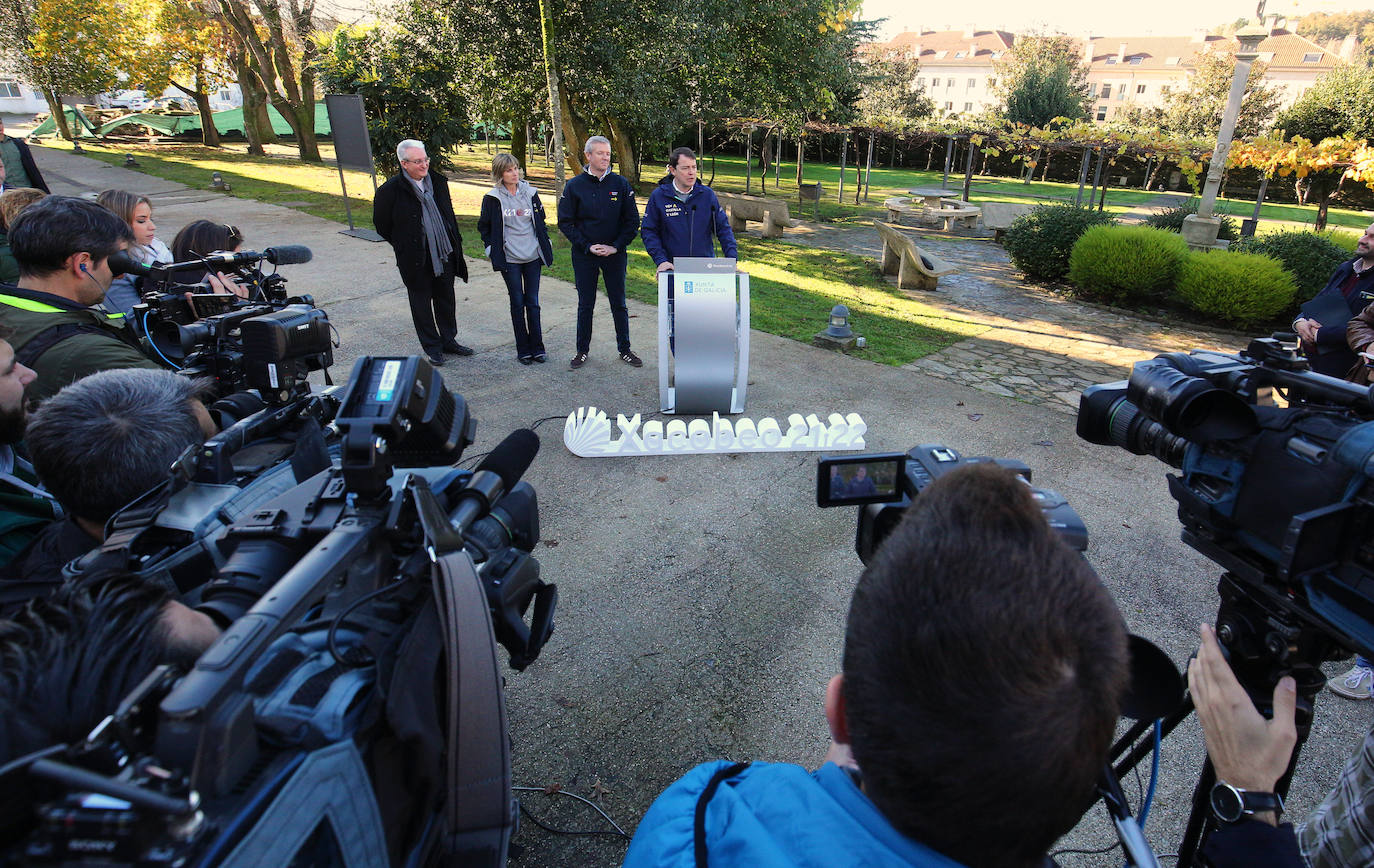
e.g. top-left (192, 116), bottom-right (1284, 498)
top-left (0, 196), bottom-right (160, 403)
top-left (374, 140), bottom-right (472, 368)
top-left (624, 463), bottom-right (1128, 867)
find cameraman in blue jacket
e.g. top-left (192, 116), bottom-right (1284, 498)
top-left (623, 463), bottom-right (1130, 868)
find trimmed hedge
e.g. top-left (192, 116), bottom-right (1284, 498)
top-left (1067, 225), bottom-right (1190, 305)
top-left (1144, 199), bottom-right (1240, 241)
top-left (1230, 230), bottom-right (1352, 299)
top-left (1003, 203), bottom-right (1116, 283)
top-left (1174, 250), bottom-right (1297, 327)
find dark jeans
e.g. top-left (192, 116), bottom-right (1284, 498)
top-left (404, 263), bottom-right (457, 356)
top-left (500, 259), bottom-right (545, 358)
top-left (572, 253), bottom-right (631, 355)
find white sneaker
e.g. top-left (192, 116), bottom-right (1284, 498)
top-left (1328, 666), bottom-right (1374, 700)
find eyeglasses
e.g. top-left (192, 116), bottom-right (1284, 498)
top-left (223, 224), bottom-right (243, 245)
top-left (402, 156), bottom-right (431, 165)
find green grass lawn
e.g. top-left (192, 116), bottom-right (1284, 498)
top-left (59, 138), bottom-right (984, 366)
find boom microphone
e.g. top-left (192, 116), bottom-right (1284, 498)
top-left (449, 428), bottom-right (541, 535)
top-left (106, 245), bottom-right (312, 278)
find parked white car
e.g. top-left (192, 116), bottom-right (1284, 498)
top-left (104, 90), bottom-right (150, 111)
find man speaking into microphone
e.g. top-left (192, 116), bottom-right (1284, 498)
top-left (0, 196), bottom-right (160, 403)
top-left (640, 148), bottom-right (737, 349)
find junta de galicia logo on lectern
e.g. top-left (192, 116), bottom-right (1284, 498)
top-left (564, 407), bottom-right (866, 458)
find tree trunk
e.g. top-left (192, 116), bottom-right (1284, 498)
top-left (1146, 159), bottom-right (1166, 190)
top-left (925, 141), bottom-right (935, 170)
top-left (796, 136), bottom-right (804, 185)
top-left (231, 52), bottom-right (273, 154)
top-left (1040, 152), bottom-right (1052, 182)
top-left (1315, 194), bottom-right (1329, 232)
top-left (42, 89), bottom-right (74, 142)
top-left (558, 90), bottom-right (586, 174)
top-left (174, 79), bottom-right (221, 148)
top-left (511, 118), bottom-right (527, 167)
top-left (605, 115), bottom-right (638, 185)
top-left (536, 0), bottom-right (566, 196)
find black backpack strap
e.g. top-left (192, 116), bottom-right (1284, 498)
top-left (432, 547), bottom-right (515, 866)
top-left (14, 322), bottom-right (110, 369)
top-left (694, 761), bottom-right (751, 868)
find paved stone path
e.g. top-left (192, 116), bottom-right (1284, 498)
top-left (781, 219), bottom-right (1248, 414)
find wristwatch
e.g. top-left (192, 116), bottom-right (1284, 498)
top-left (1209, 781), bottom-right (1285, 824)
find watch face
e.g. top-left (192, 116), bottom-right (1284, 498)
top-left (1211, 784), bottom-right (1244, 823)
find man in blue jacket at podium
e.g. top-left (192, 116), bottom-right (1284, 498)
top-left (641, 148), bottom-right (738, 352)
top-left (640, 147), bottom-right (737, 269)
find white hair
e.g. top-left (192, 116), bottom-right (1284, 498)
top-left (584, 135), bottom-right (610, 156)
top-left (396, 139), bottom-right (426, 162)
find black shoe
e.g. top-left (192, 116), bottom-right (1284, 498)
top-left (443, 342), bottom-right (474, 356)
top-left (532, 353), bottom-right (548, 363)
top-left (518, 356), bottom-right (534, 366)
top-left (619, 350), bottom-right (643, 368)
top-left (427, 354), bottom-right (445, 367)
top-left (570, 352), bottom-right (588, 369)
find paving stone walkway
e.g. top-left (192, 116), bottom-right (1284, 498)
top-left (781, 219), bottom-right (1248, 414)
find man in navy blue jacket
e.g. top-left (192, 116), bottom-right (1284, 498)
top-left (624, 464), bottom-right (1129, 868)
top-left (639, 148), bottom-right (737, 355)
top-left (640, 147), bottom-right (737, 271)
top-left (1292, 222), bottom-right (1374, 378)
top-left (557, 136), bottom-right (642, 369)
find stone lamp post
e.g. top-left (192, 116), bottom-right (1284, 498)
top-left (1181, 22), bottom-right (1270, 251)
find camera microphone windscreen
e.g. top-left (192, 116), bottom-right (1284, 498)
top-left (107, 250), bottom-right (151, 277)
top-left (476, 428), bottom-right (540, 490)
top-left (265, 245), bottom-right (312, 266)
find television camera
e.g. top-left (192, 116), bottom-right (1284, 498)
top-left (6, 355), bottom-right (557, 867)
top-left (110, 247), bottom-right (333, 404)
top-left (1075, 336), bottom-right (1374, 865)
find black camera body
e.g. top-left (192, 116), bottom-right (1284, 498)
top-left (816, 445), bottom-right (1087, 564)
top-left (14, 356), bottom-right (556, 867)
top-left (1078, 338), bottom-right (1374, 666)
top-left (112, 246), bottom-right (333, 403)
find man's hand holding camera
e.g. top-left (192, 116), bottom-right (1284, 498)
top-left (1188, 623), bottom-right (1298, 826)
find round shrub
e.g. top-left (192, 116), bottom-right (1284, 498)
top-left (1144, 199), bottom-right (1239, 241)
top-left (1003, 203), bottom-right (1116, 283)
top-left (1067, 225), bottom-right (1190, 305)
top-left (1230, 230), bottom-right (1352, 299)
top-left (1174, 250), bottom-right (1297, 328)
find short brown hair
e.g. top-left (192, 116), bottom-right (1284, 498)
top-left (0, 188), bottom-right (47, 231)
top-left (668, 147), bottom-right (696, 168)
top-left (843, 463), bottom-right (1128, 868)
top-left (491, 153), bottom-right (520, 181)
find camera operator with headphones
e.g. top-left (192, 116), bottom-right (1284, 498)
top-left (0, 196), bottom-right (161, 404)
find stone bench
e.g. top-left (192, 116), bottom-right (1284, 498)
top-left (883, 196), bottom-right (918, 224)
top-left (979, 202), bottom-right (1036, 242)
top-left (922, 198), bottom-right (981, 231)
top-left (717, 192), bottom-right (800, 238)
top-left (873, 220), bottom-right (957, 291)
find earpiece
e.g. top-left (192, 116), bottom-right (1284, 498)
top-left (79, 263), bottom-right (89, 272)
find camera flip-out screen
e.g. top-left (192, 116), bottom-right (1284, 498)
top-left (816, 453), bottom-right (905, 507)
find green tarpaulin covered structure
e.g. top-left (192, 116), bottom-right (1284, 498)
top-left (37, 102), bottom-right (332, 139)
top-left (28, 107), bottom-right (101, 138)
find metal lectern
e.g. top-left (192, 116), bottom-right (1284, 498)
top-left (658, 257), bottom-right (750, 415)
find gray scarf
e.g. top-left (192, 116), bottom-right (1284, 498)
top-left (418, 173), bottom-right (453, 276)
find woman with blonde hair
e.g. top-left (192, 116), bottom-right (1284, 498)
top-left (478, 153), bottom-right (553, 364)
top-left (95, 189), bottom-right (172, 316)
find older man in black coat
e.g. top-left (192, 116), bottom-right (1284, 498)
top-left (373, 139), bottom-right (471, 366)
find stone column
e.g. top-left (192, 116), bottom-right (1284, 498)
top-left (1182, 24), bottom-right (1269, 251)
